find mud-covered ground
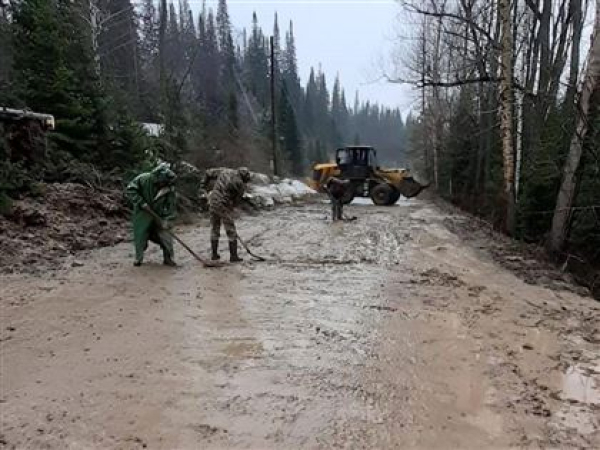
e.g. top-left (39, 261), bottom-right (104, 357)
top-left (0, 183), bottom-right (128, 274)
top-left (1, 199), bottom-right (599, 449)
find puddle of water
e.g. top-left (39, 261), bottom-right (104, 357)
top-left (560, 364), bottom-right (600, 405)
top-left (223, 341), bottom-right (264, 359)
top-left (547, 362), bottom-right (600, 437)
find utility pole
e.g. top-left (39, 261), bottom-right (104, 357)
top-left (270, 35), bottom-right (279, 177)
top-left (421, 17), bottom-right (431, 183)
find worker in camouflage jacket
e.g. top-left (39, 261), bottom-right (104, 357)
top-left (126, 163), bottom-right (177, 267)
top-left (203, 167), bottom-right (227, 191)
top-left (208, 167), bottom-right (251, 262)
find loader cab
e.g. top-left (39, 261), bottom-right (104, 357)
top-left (335, 146), bottom-right (378, 179)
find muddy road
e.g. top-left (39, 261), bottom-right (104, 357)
top-left (2, 199), bottom-right (599, 449)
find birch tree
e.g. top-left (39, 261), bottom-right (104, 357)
top-left (498, 0), bottom-right (516, 233)
top-left (548, 0), bottom-right (600, 254)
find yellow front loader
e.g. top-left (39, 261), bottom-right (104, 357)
top-left (308, 146), bottom-right (428, 206)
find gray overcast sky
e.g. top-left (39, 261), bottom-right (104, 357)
top-left (202, 0), bottom-right (416, 115)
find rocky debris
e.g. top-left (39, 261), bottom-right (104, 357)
top-left (419, 268), bottom-right (465, 288)
top-left (0, 183), bottom-right (129, 273)
top-left (10, 205), bottom-right (48, 226)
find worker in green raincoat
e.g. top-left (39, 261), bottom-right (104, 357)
top-left (126, 164), bottom-right (177, 267)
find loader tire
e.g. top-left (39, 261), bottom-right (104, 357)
top-left (370, 183), bottom-right (394, 206)
top-left (387, 189), bottom-right (401, 205)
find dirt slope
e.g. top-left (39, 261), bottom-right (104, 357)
top-left (1, 199), bottom-right (599, 449)
top-left (0, 183), bottom-right (128, 274)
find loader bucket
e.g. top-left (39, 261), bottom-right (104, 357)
top-left (398, 177), bottom-right (430, 199)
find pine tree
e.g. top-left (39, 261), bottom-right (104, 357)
top-left (272, 13), bottom-right (282, 84)
top-left (216, 0), bottom-right (238, 129)
top-left (99, 0), bottom-right (140, 109)
top-left (243, 12), bottom-right (269, 105)
top-left (278, 84), bottom-right (302, 175)
top-left (139, 0), bottom-right (158, 68)
top-left (203, 9), bottom-right (221, 119)
top-left (183, 4), bottom-right (196, 40)
top-left (282, 21), bottom-right (302, 121)
top-left (314, 70), bottom-right (331, 145)
top-left (168, 2), bottom-right (179, 35)
top-left (315, 139), bottom-right (327, 163)
top-left (165, 1), bottom-right (183, 79)
top-left (331, 75), bottom-right (341, 120)
top-left (12, 0), bottom-right (105, 162)
top-left (216, 0), bottom-right (235, 89)
top-left (179, 1), bottom-right (197, 80)
top-left (339, 88), bottom-right (350, 143)
top-left (178, 0), bottom-right (186, 33)
top-left (0, 7), bottom-right (13, 104)
top-left (331, 74), bottom-right (345, 145)
top-left (304, 68), bottom-right (317, 134)
top-left (242, 28), bottom-right (248, 55)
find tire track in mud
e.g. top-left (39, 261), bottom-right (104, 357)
top-left (1, 199), bottom-right (599, 449)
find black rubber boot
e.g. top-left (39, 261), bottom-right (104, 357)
top-left (211, 240), bottom-right (220, 261)
top-left (163, 257), bottom-right (177, 267)
top-left (134, 260), bottom-right (143, 267)
top-left (229, 240), bottom-right (243, 263)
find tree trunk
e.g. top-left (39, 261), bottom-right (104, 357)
top-left (0, 9), bottom-right (11, 90)
top-left (548, 0), bottom-right (600, 254)
top-left (89, 0), bottom-right (101, 77)
top-left (498, 0), bottom-right (516, 234)
top-left (158, 0), bottom-right (167, 121)
top-left (565, 0), bottom-right (584, 114)
top-left (431, 14), bottom-right (443, 191)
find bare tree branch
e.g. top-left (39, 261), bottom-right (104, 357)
top-left (403, 2), bottom-right (501, 49)
top-left (384, 73), bottom-right (501, 88)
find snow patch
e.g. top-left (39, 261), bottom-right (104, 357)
top-left (245, 178), bottom-right (316, 208)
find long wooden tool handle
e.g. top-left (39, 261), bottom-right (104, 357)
top-left (144, 206), bottom-right (214, 267)
top-left (168, 231), bottom-right (211, 265)
top-left (236, 235), bottom-right (267, 261)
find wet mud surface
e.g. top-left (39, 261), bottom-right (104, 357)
top-left (1, 199), bottom-right (599, 449)
top-left (0, 183), bottom-right (129, 274)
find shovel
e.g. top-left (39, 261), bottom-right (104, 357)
top-left (236, 234), bottom-right (267, 262)
top-left (144, 207), bottom-right (223, 268)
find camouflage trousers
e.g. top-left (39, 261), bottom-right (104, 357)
top-left (328, 192), bottom-right (343, 221)
top-left (209, 207), bottom-right (238, 242)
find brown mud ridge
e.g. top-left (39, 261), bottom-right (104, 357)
top-left (435, 201), bottom-right (595, 299)
top-left (1, 199), bottom-right (599, 449)
top-left (0, 183), bottom-right (129, 274)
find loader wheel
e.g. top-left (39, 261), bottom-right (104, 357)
top-left (370, 183), bottom-right (393, 206)
top-left (387, 189), bottom-right (401, 205)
